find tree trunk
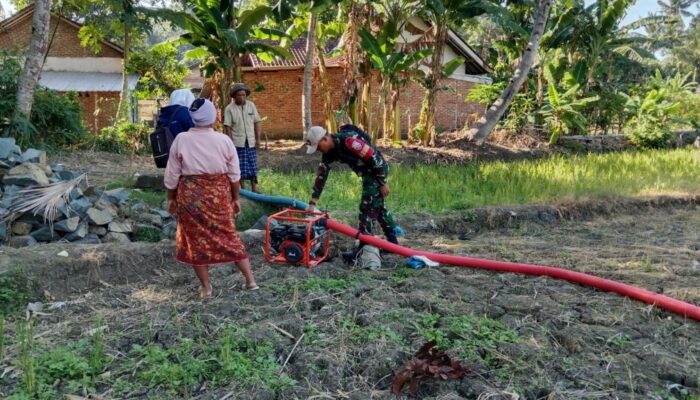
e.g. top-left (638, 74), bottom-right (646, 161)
top-left (467, 0), bottom-right (554, 145)
top-left (10, 0), bottom-right (51, 129)
top-left (116, 23), bottom-right (131, 121)
top-left (416, 88), bottom-right (436, 145)
top-left (220, 66), bottom-right (235, 114)
top-left (361, 79), bottom-right (372, 139)
top-left (341, 0), bottom-right (362, 114)
top-left (316, 43), bottom-right (336, 133)
top-left (535, 64), bottom-right (544, 106)
top-left (302, 13), bottom-right (317, 135)
top-left (233, 58), bottom-right (242, 82)
top-left (392, 88), bottom-right (400, 142)
top-left (415, 24), bottom-right (447, 146)
top-left (380, 79), bottom-right (390, 141)
top-left (43, 5), bottom-right (62, 65)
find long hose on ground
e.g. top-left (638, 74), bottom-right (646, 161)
top-left (240, 189), bottom-right (700, 322)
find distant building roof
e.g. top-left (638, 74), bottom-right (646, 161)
top-left (39, 71), bottom-right (138, 92)
top-left (242, 38), bottom-right (342, 70)
top-left (242, 25), bottom-right (489, 76)
top-left (0, 4), bottom-right (126, 56)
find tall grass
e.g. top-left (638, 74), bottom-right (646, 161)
top-left (17, 320), bottom-right (37, 395)
top-left (258, 149), bottom-right (700, 213)
top-left (0, 317), bottom-right (5, 361)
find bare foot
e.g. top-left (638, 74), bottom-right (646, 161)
top-left (246, 283), bottom-right (259, 290)
top-left (200, 284), bottom-right (213, 299)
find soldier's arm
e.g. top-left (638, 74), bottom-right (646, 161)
top-left (310, 158), bottom-right (332, 205)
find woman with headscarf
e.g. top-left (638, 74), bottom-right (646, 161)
top-left (164, 98), bottom-right (258, 298)
top-left (157, 88), bottom-right (196, 138)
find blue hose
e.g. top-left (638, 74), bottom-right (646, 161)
top-left (240, 189), bottom-right (310, 210)
top-left (239, 189), bottom-right (405, 236)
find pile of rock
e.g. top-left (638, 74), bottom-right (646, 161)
top-left (0, 138), bottom-right (176, 248)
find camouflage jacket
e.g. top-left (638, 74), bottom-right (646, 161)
top-left (311, 127), bottom-right (387, 201)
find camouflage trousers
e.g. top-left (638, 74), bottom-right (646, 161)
top-left (358, 170), bottom-right (398, 244)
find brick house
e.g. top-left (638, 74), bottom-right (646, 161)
top-left (0, 5), bottom-right (138, 133)
top-left (228, 17), bottom-right (492, 139)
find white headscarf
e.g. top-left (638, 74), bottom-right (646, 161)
top-left (189, 98), bottom-right (217, 126)
top-left (169, 89), bottom-right (195, 107)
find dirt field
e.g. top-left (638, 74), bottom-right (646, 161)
top-left (1, 200), bottom-right (699, 399)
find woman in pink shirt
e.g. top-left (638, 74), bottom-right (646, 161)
top-left (164, 98), bottom-right (258, 298)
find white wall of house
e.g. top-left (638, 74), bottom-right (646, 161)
top-left (403, 17), bottom-right (491, 85)
top-left (43, 57), bottom-right (124, 73)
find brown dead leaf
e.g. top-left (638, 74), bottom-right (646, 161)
top-left (391, 341), bottom-right (467, 396)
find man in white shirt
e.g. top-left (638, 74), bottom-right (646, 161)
top-left (224, 82), bottom-right (262, 192)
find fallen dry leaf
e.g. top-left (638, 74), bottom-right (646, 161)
top-left (392, 341), bottom-right (467, 396)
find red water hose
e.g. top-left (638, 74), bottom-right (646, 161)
top-left (324, 219), bottom-right (700, 322)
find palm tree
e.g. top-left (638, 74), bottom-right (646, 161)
top-left (647, 1), bottom-right (699, 81)
top-left (174, 0), bottom-right (290, 111)
top-left (301, 10), bottom-right (317, 134)
top-left (8, 0), bottom-right (52, 136)
top-left (467, 0), bottom-right (554, 145)
top-left (285, 1), bottom-right (345, 133)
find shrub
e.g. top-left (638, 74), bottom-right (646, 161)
top-left (465, 82), bottom-right (535, 132)
top-left (623, 89), bottom-right (680, 148)
top-left (133, 226), bottom-right (162, 242)
top-left (0, 51), bottom-right (88, 148)
top-left (30, 89), bottom-right (88, 147)
top-left (93, 120), bottom-right (150, 155)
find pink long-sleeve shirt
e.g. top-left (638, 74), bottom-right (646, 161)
top-left (164, 127), bottom-right (241, 190)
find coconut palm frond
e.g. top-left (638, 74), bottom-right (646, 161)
top-left (4, 174), bottom-right (89, 228)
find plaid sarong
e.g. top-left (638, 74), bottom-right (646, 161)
top-left (236, 146), bottom-right (258, 181)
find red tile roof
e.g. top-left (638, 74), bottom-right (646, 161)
top-left (242, 38), bottom-right (343, 69)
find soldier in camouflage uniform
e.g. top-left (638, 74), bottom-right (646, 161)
top-left (304, 125), bottom-right (399, 247)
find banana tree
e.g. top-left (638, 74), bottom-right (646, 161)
top-left (622, 88), bottom-right (681, 148)
top-left (564, 0), bottom-right (656, 90)
top-left (413, 0), bottom-right (493, 146)
top-left (623, 69), bottom-right (695, 147)
top-left (173, 0), bottom-right (291, 112)
top-left (359, 27), bottom-right (431, 142)
top-left (539, 65), bottom-right (599, 144)
top-left (410, 56), bottom-right (465, 139)
top-left (337, 0), bottom-right (376, 129)
top-left (314, 19), bottom-right (345, 133)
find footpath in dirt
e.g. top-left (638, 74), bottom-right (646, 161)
top-left (1, 199), bottom-right (699, 399)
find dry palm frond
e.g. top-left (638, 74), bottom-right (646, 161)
top-left (4, 173), bottom-right (88, 228)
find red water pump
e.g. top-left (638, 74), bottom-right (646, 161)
top-left (264, 209), bottom-right (331, 269)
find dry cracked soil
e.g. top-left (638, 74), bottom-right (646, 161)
top-left (1, 200), bottom-right (699, 399)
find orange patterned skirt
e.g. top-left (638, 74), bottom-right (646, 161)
top-left (175, 174), bottom-right (248, 265)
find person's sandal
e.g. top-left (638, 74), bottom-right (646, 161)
top-left (247, 284), bottom-right (259, 291)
